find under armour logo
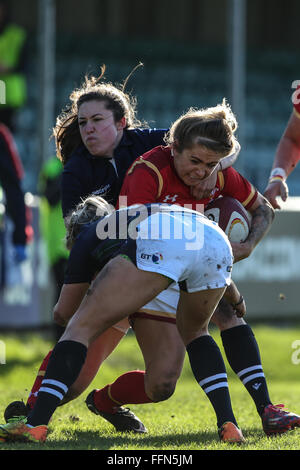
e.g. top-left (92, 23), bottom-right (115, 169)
top-left (252, 382), bottom-right (262, 390)
top-left (163, 194), bottom-right (178, 203)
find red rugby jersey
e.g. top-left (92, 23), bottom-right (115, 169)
top-left (119, 146), bottom-right (257, 210)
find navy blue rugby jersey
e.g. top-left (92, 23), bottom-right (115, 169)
top-left (61, 128), bottom-right (167, 218)
top-left (64, 205), bottom-right (151, 284)
top-left (64, 203), bottom-right (204, 285)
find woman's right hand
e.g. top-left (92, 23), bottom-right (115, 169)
top-left (263, 179), bottom-right (289, 210)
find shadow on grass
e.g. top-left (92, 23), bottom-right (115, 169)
top-left (3, 427), bottom-right (297, 451)
top-left (0, 428), bottom-right (227, 451)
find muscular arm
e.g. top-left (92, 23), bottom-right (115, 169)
top-left (231, 193), bottom-right (275, 262)
top-left (264, 111), bottom-right (300, 209)
top-left (272, 112), bottom-right (300, 175)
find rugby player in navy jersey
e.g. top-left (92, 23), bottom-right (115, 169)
top-left (0, 195), bottom-right (246, 443)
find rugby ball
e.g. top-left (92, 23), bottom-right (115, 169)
top-left (204, 196), bottom-right (251, 243)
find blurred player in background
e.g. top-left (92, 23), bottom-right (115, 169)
top-left (0, 122), bottom-right (32, 275)
top-left (264, 83), bottom-right (300, 209)
top-left (0, 1), bottom-right (30, 287)
top-left (0, 0), bottom-right (27, 132)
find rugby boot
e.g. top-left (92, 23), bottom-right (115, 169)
top-left (4, 400), bottom-right (30, 423)
top-left (218, 421), bottom-right (245, 443)
top-left (85, 389), bottom-right (147, 433)
top-left (262, 404), bottom-right (300, 436)
top-left (0, 418), bottom-right (47, 443)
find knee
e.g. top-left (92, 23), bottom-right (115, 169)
top-left (211, 298), bottom-right (245, 330)
top-left (145, 376), bottom-right (177, 402)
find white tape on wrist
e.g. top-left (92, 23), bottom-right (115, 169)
top-left (270, 167), bottom-right (287, 180)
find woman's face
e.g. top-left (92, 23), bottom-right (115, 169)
top-left (172, 143), bottom-right (223, 187)
top-left (78, 100), bottom-right (125, 157)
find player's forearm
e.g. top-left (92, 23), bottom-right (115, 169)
top-left (272, 138), bottom-right (300, 177)
top-left (230, 200), bottom-right (274, 262)
top-left (246, 202), bottom-right (274, 251)
top-left (270, 111), bottom-right (300, 179)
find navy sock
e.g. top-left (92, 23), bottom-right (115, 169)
top-left (221, 324), bottom-right (272, 416)
top-left (186, 335), bottom-right (237, 428)
top-left (27, 340), bottom-right (87, 426)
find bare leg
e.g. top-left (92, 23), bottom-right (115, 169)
top-left (61, 256), bottom-right (170, 346)
top-left (211, 297), bottom-right (246, 330)
top-left (134, 318), bottom-right (185, 402)
top-left (176, 288), bottom-right (225, 345)
top-left (25, 257), bottom-right (169, 427)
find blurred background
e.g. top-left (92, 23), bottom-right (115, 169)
top-left (0, 0), bottom-right (299, 329)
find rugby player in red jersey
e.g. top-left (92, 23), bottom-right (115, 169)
top-left (87, 102), bottom-right (300, 439)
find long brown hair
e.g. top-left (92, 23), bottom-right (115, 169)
top-left (53, 64), bottom-right (146, 165)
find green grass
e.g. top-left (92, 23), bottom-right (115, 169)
top-left (0, 324), bottom-right (300, 451)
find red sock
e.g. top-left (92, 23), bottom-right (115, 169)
top-left (26, 350), bottom-right (53, 409)
top-left (93, 370), bottom-right (153, 413)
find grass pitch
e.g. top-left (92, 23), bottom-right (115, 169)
top-left (0, 323), bottom-right (300, 452)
